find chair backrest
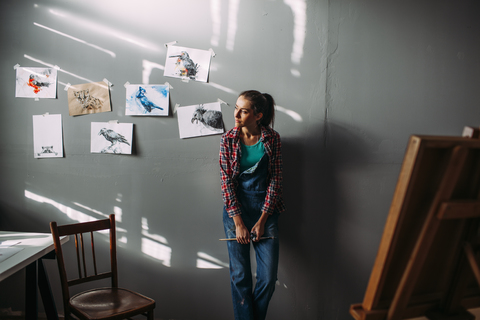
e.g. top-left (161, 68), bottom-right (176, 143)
top-left (50, 214), bottom-right (118, 313)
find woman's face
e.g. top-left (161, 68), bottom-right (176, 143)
top-left (234, 95), bottom-right (262, 129)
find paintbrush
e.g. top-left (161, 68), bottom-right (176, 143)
top-left (219, 237), bottom-right (275, 241)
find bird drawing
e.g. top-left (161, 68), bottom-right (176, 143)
top-left (169, 51), bottom-right (199, 79)
top-left (135, 86), bottom-right (163, 113)
top-left (98, 128), bottom-right (130, 154)
top-left (191, 105), bottom-right (223, 131)
top-left (28, 74), bottom-right (51, 94)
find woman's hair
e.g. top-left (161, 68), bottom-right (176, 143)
top-left (239, 90), bottom-right (276, 127)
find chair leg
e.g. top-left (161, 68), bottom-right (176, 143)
top-left (147, 310), bottom-right (154, 320)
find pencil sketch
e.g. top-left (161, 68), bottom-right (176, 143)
top-left (164, 45), bottom-right (212, 82)
top-left (177, 102), bottom-right (224, 139)
top-left (125, 84), bottom-right (169, 116)
top-left (73, 89), bottom-right (103, 110)
top-left (191, 105), bottom-right (223, 130)
top-left (37, 146), bottom-right (58, 156)
top-left (68, 82), bottom-right (111, 116)
top-left (91, 122), bottom-right (133, 154)
top-left (16, 67), bottom-right (57, 98)
top-left (33, 114), bottom-right (63, 158)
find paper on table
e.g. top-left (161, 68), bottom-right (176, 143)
top-left (0, 244), bottom-right (23, 263)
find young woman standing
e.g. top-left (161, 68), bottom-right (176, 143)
top-left (219, 90), bottom-right (286, 320)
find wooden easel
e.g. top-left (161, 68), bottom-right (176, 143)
top-left (350, 127), bottom-right (480, 320)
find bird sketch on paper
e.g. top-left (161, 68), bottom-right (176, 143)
top-left (191, 105), bottom-right (223, 131)
top-left (16, 67), bottom-right (57, 98)
top-left (98, 128), bottom-right (131, 154)
top-left (164, 45), bottom-right (211, 83)
top-left (136, 86), bottom-right (163, 113)
top-left (28, 74), bottom-right (52, 94)
top-left (125, 84), bottom-right (169, 116)
top-left (169, 51), bottom-right (199, 79)
top-left (177, 102), bottom-right (224, 139)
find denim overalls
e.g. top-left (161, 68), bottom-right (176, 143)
top-left (223, 153), bottom-right (280, 320)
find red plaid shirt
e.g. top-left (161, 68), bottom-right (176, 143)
top-left (219, 126), bottom-right (286, 218)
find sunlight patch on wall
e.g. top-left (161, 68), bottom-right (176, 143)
top-left (276, 105), bottom-right (303, 122)
top-left (73, 202), bottom-right (109, 218)
top-left (284, 0), bottom-right (307, 76)
top-left (24, 54), bottom-right (94, 84)
top-left (210, 0), bottom-right (240, 51)
top-left (25, 190), bottom-right (125, 240)
top-left (142, 59), bottom-right (165, 84)
top-left (196, 252), bottom-right (229, 269)
top-left (210, 0), bottom-right (221, 47)
top-left (25, 190), bottom-right (96, 223)
top-left (226, 0), bottom-right (240, 51)
top-left (33, 22), bottom-right (116, 58)
top-left (47, 8), bottom-right (163, 52)
top-left (141, 217), bottom-right (171, 267)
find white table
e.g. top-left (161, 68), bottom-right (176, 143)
top-left (0, 231), bottom-right (68, 320)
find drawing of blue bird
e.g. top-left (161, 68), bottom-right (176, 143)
top-left (169, 51), bottom-right (199, 79)
top-left (135, 87), bottom-right (163, 113)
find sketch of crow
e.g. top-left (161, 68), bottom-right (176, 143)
top-left (135, 86), bottom-right (163, 113)
top-left (169, 51), bottom-right (199, 79)
top-left (191, 105), bottom-right (223, 131)
top-left (98, 128), bottom-right (130, 153)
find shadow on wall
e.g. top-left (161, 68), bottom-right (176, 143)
top-left (275, 121), bottom-right (372, 319)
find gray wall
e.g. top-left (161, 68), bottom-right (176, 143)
top-left (1, 0), bottom-right (479, 319)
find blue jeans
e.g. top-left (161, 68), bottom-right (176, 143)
top-left (223, 189), bottom-right (279, 320)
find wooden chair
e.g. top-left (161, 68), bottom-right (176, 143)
top-left (50, 214), bottom-right (155, 320)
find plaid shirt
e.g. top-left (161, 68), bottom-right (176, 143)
top-left (219, 126), bottom-right (286, 218)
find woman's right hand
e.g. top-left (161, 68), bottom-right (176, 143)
top-left (233, 215), bottom-right (250, 244)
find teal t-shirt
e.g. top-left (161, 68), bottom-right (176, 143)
top-left (240, 140), bottom-right (265, 173)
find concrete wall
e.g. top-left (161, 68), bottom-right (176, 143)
top-left (0, 0), bottom-right (479, 319)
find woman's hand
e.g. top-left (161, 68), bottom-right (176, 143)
top-left (233, 215), bottom-right (250, 244)
top-left (251, 212), bottom-right (269, 242)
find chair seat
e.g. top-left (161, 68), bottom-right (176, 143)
top-left (70, 287), bottom-right (155, 320)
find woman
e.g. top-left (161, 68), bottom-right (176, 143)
top-left (220, 90), bottom-right (286, 320)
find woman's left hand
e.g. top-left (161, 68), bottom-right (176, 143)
top-left (251, 212), bottom-right (269, 242)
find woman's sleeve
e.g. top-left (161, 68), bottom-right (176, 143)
top-left (219, 135), bottom-right (242, 217)
top-left (262, 132), bottom-right (283, 215)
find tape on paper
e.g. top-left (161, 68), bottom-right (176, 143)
top-left (103, 78), bottom-right (113, 87)
top-left (13, 64), bottom-right (20, 70)
top-left (124, 81), bottom-right (131, 88)
top-left (64, 83), bottom-right (71, 91)
top-left (209, 48), bottom-right (216, 57)
top-left (217, 99), bottom-right (229, 106)
top-left (173, 103), bottom-right (180, 114)
top-left (164, 82), bottom-right (173, 89)
top-left (165, 41), bottom-right (177, 47)
top-left (108, 120), bottom-right (119, 124)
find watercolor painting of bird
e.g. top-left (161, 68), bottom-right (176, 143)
top-left (135, 86), bottom-right (164, 113)
top-left (169, 51), bottom-right (199, 79)
top-left (28, 74), bottom-right (51, 94)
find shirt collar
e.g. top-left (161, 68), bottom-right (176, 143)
top-left (227, 126), bottom-right (273, 140)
